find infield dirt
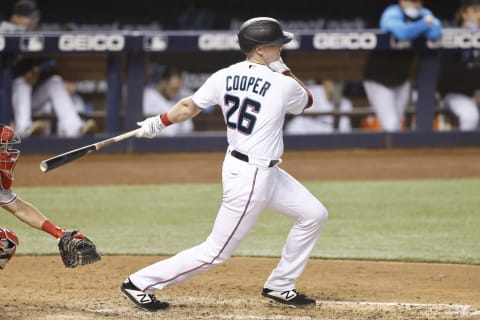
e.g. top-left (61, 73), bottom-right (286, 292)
top-left (2, 148), bottom-right (480, 320)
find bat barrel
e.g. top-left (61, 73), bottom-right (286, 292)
top-left (39, 145), bottom-right (96, 172)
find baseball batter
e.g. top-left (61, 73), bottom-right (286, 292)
top-left (121, 17), bottom-right (328, 311)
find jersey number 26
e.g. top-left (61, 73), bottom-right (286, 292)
top-left (224, 94), bottom-right (261, 135)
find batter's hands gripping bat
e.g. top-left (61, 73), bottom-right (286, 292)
top-left (39, 128), bottom-right (141, 173)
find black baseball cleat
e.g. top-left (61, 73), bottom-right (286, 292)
top-left (120, 278), bottom-right (169, 312)
top-left (262, 288), bottom-right (316, 308)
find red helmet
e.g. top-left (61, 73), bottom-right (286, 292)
top-left (0, 227), bottom-right (19, 270)
top-left (0, 125), bottom-right (21, 145)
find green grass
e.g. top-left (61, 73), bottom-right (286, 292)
top-left (4, 178), bottom-right (480, 264)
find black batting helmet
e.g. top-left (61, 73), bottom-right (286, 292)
top-left (237, 17), bottom-right (293, 54)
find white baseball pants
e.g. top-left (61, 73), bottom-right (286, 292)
top-left (130, 150), bottom-right (328, 293)
top-left (12, 75), bottom-right (84, 137)
top-left (363, 80), bottom-right (411, 132)
top-left (442, 93), bottom-right (480, 131)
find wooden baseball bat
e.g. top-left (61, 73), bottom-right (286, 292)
top-left (39, 128), bottom-right (141, 173)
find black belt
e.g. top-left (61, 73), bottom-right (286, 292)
top-left (231, 150), bottom-right (279, 167)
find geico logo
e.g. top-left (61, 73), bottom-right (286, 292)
top-left (0, 36), bottom-right (4, 51)
top-left (313, 33), bottom-right (377, 49)
top-left (428, 31), bottom-right (480, 49)
top-left (198, 34), bottom-right (239, 50)
top-left (59, 34), bottom-right (125, 51)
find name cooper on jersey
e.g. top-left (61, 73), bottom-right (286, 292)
top-left (226, 75), bottom-right (271, 97)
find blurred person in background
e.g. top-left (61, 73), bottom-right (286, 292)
top-left (143, 64), bottom-right (194, 136)
top-left (363, 0), bottom-right (442, 132)
top-left (285, 80), bottom-right (352, 134)
top-left (437, 0), bottom-right (480, 131)
top-left (0, 0), bottom-right (95, 138)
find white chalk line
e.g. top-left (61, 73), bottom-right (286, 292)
top-left (87, 297), bottom-right (480, 318)
top-left (8, 297), bottom-right (475, 318)
top-left (204, 316), bottom-right (313, 320)
top-left (320, 300), bottom-right (480, 317)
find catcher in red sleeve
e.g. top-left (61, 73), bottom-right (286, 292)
top-left (0, 124), bottom-right (100, 270)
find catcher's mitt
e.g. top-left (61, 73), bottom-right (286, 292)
top-left (58, 230), bottom-right (101, 268)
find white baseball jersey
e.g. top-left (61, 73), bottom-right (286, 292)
top-left (193, 61), bottom-right (309, 160)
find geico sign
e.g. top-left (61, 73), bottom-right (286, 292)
top-left (428, 31), bottom-right (480, 49)
top-left (59, 34), bottom-right (125, 51)
top-left (313, 32), bottom-right (377, 49)
top-left (198, 34), bottom-right (239, 50)
top-left (0, 36), bottom-right (4, 51)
